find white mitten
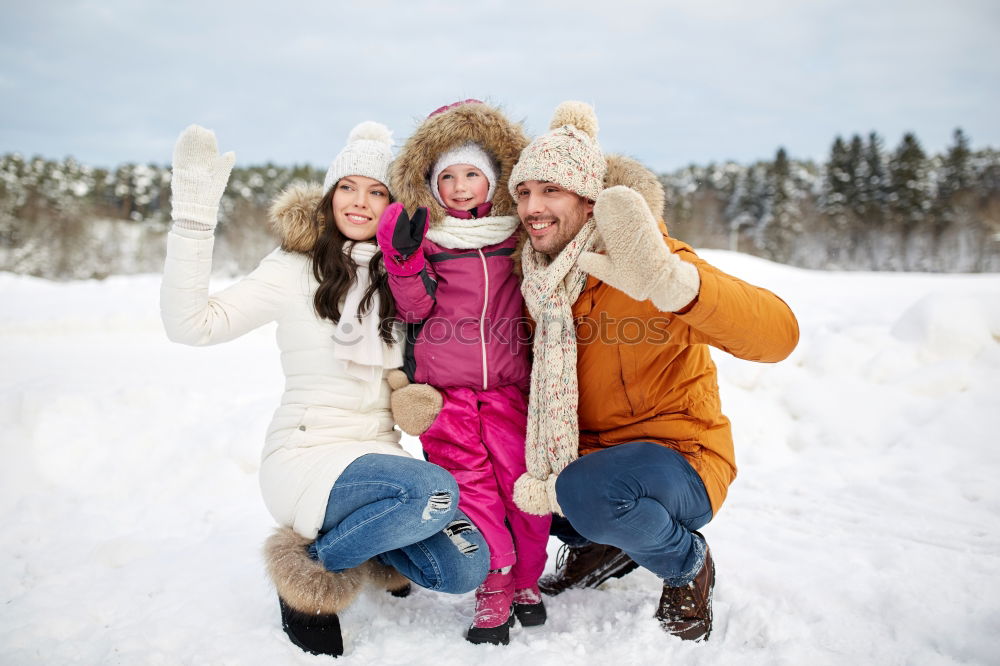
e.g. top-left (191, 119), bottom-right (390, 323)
top-left (578, 185), bottom-right (700, 313)
top-left (170, 125), bottom-right (235, 229)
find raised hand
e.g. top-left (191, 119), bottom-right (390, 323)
top-left (170, 125), bottom-right (236, 229)
top-left (578, 185), bottom-right (700, 313)
top-left (377, 203), bottom-right (429, 276)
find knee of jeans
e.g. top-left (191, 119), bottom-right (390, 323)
top-left (556, 464), bottom-right (597, 516)
top-left (437, 537), bottom-right (490, 594)
top-left (556, 469), bottom-right (617, 540)
top-left (414, 466), bottom-right (459, 522)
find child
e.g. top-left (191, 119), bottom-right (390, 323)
top-left (377, 100), bottom-right (552, 646)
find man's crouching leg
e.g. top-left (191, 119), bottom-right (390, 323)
top-left (554, 442), bottom-right (715, 641)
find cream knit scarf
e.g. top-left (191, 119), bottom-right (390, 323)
top-left (425, 215), bottom-right (519, 250)
top-left (513, 220), bottom-right (599, 516)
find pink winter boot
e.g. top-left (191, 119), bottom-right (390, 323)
top-left (466, 569), bottom-right (515, 645)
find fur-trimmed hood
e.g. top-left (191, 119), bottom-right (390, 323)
top-left (268, 182), bottom-right (325, 254)
top-left (389, 101), bottom-right (529, 227)
top-left (603, 153), bottom-right (666, 221)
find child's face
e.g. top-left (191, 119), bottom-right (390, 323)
top-left (436, 164), bottom-right (490, 211)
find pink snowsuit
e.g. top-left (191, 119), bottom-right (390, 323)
top-left (382, 204), bottom-right (550, 585)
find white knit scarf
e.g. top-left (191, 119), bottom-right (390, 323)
top-left (425, 215), bottom-right (519, 250)
top-left (333, 242), bottom-right (403, 392)
top-left (513, 220), bottom-right (599, 515)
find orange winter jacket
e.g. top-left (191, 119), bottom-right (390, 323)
top-left (573, 231), bottom-right (799, 516)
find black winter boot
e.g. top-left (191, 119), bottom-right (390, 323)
top-left (512, 585), bottom-right (547, 627)
top-left (388, 583), bottom-right (412, 598)
top-left (361, 557), bottom-right (413, 598)
top-left (278, 597), bottom-right (343, 657)
top-left (264, 527), bottom-right (367, 656)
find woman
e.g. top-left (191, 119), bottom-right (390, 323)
top-left (160, 122), bottom-right (490, 657)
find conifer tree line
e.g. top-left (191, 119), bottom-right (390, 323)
top-left (1, 129), bottom-right (998, 279)
top-left (663, 129), bottom-right (1000, 272)
top-left (0, 159), bottom-right (321, 279)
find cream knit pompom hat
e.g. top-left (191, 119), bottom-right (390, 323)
top-left (508, 101), bottom-right (606, 201)
top-left (323, 121), bottom-right (394, 193)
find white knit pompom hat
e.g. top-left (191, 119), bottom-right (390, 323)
top-left (509, 101), bottom-right (606, 201)
top-left (429, 141), bottom-right (499, 207)
top-left (323, 121), bottom-right (394, 193)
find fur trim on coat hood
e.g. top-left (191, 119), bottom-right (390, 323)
top-left (268, 182), bottom-right (325, 254)
top-left (389, 101), bottom-right (529, 227)
top-left (603, 153), bottom-right (666, 221)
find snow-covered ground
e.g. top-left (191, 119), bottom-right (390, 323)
top-left (1, 250), bottom-right (999, 665)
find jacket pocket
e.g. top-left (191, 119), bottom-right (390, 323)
top-left (279, 406), bottom-right (315, 449)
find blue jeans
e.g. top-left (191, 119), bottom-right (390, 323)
top-left (555, 441), bottom-right (713, 586)
top-left (312, 454), bottom-right (490, 593)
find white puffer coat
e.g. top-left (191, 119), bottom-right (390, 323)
top-left (160, 183), bottom-right (408, 539)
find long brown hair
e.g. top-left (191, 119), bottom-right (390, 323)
top-left (311, 186), bottom-right (397, 345)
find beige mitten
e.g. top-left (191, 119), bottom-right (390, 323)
top-left (170, 125), bottom-right (236, 229)
top-left (578, 185), bottom-right (700, 313)
top-left (386, 370), bottom-right (443, 436)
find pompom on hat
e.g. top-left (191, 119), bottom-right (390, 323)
top-left (508, 101), bottom-right (606, 202)
top-left (323, 121), bottom-right (394, 193)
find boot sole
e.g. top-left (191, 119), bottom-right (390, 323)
top-left (466, 611), bottom-right (516, 645)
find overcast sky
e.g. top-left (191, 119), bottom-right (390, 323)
top-left (2, 0), bottom-right (998, 172)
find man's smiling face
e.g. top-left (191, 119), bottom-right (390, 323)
top-left (515, 180), bottom-right (594, 258)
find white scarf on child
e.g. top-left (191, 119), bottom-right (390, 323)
top-left (425, 215), bottom-right (520, 250)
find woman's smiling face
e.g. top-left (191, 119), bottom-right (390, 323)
top-left (330, 175), bottom-right (390, 241)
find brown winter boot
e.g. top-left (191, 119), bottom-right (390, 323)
top-left (537, 542), bottom-right (639, 596)
top-left (654, 534), bottom-right (716, 642)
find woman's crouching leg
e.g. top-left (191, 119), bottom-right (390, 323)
top-left (312, 454), bottom-right (460, 572)
top-left (379, 510), bottom-right (490, 593)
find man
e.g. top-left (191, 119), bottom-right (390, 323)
top-left (508, 101), bottom-right (799, 641)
